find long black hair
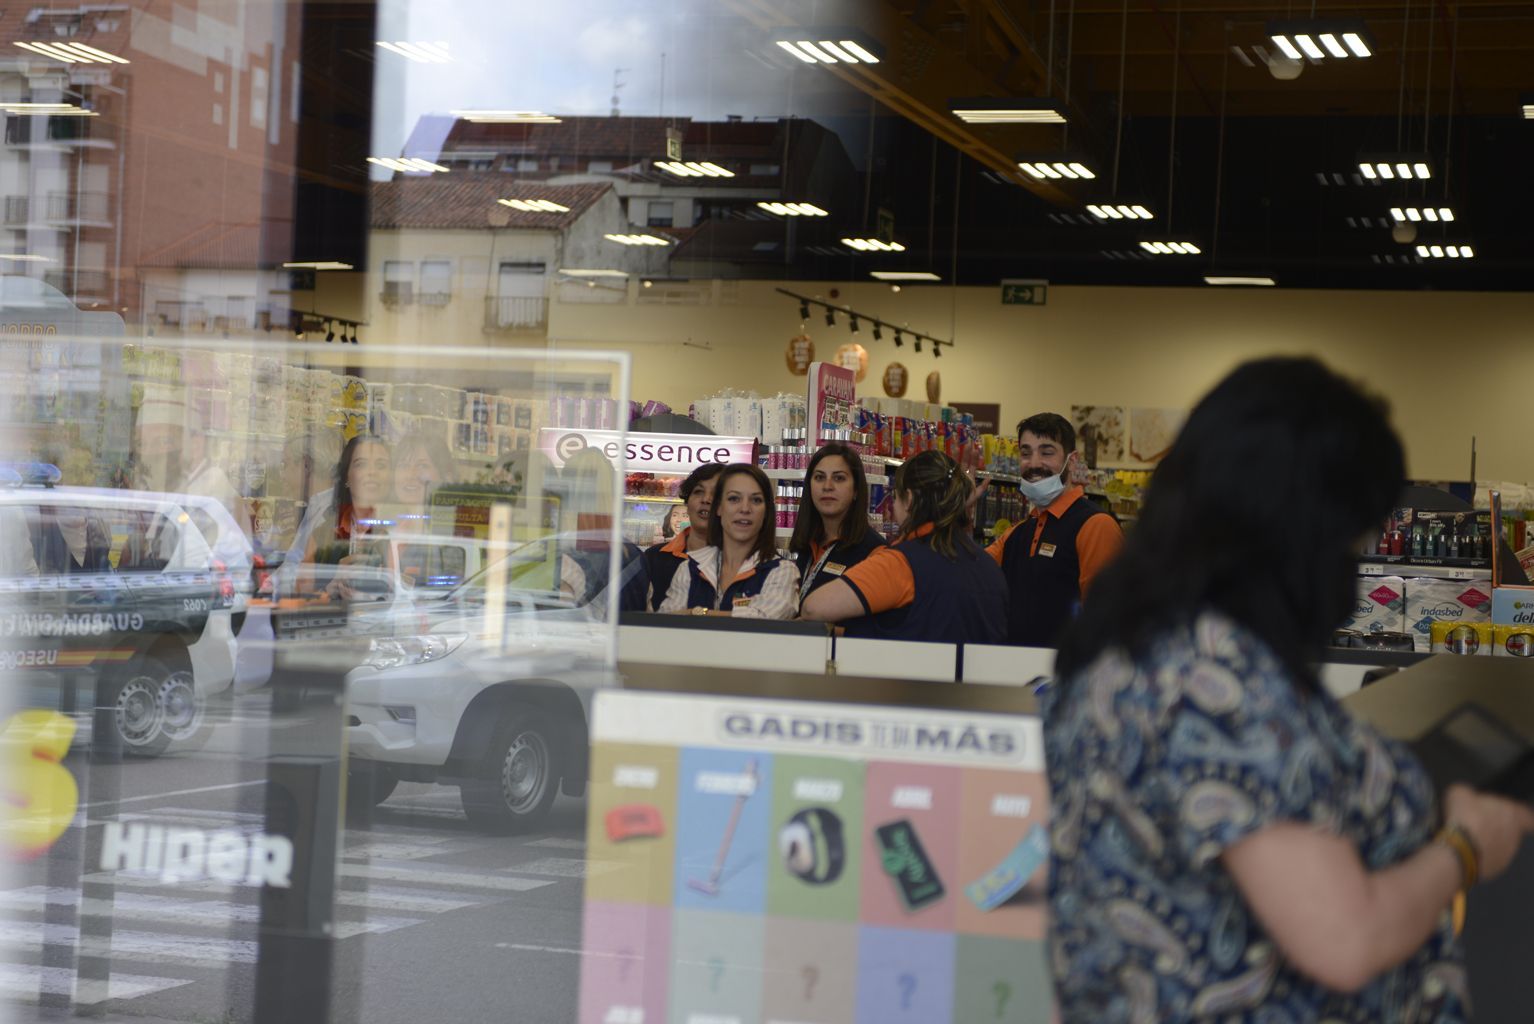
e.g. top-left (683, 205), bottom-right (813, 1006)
top-left (893, 450), bottom-right (974, 559)
top-left (1055, 357), bottom-right (1404, 688)
top-left (789, 442), bottom-right (872, 556)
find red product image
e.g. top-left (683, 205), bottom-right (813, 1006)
top-left (605, 804), bottom-right (666, 842)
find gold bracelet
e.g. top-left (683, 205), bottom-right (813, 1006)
top-left (1436, 823), bottom-right (1480, 890)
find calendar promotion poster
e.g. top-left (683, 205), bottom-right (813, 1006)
top-left (578, 691), bottom-right (1056, 1024)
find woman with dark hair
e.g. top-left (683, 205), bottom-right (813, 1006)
top-left (788, 442), bottom-right (885, 608)
top-left (640, 462), bottom-right (725, 611)
top-left (1045, 357), bottom-right (1533, 1022)
top-left (657, 464), bottom-right (799, 618)
top-left (299, 434), bottom-right (394, 598)
top-left (800, 449), bottom-right (1006, 643)
top-left (392, 429), bottom-right (455, 522)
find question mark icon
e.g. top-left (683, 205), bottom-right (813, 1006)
top-left (898, 972), bottom-right (917, 1010)
top-left (617, 947), bottom-right (634, 983)
top-left (707, 957), bottom-right (725, 993)
top-left (993, 980), bottom-right (1013, 1018)
top-left (802, 965), bottom-right (820, 1001)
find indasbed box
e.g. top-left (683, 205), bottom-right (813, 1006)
top-left (1344, 576), bottom-right (1406, 635)
top-left (1404, 578), bottom-right (1492, 653)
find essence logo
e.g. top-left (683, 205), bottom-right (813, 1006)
top-left (1, 710), bottom-right (78, 860)
top-left (554, 432), bottom-right (589, 461)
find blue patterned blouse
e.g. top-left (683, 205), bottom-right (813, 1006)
top-left (1041, 612), bottom-right (1467, 1023)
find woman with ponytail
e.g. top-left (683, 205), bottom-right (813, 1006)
top-left (800, 449), bottom-right (1007, 643)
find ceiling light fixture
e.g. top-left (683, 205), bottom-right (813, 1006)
top-left (799, 300), bottom-right (811, 320)
top-left (1390, 207), bottom-right (1454, 223)
top-left (1018, 160), bottom-right (1097, 181)
top-left (450, 109), bottom-right (561, 124)
top-left (933, 345), bottom-right (941, 359)
top-left (1087, 204), bottom-right (1154, 220)
top-left (1415, 243), bottom-right (1475, 259)
top-left (841, 237), bottom-right (906, 252)
top-left (558, 268), bottom-right (630, 278)
top-left (376, 41), bottom-right (454, 63)
top-left (1204, 275), bottom-right (1276, 286)
top-left (869, 271), bottom-right (941, 281)
top-left (15, 40), bottom-right (130, 64)
top-left (772, 30), bottom-right (882, 65)
top-left (914, 339), bottom-right (922, 354)
top-left (1, 101), bottom-right (95, 117)
top-left (757, 201), bottom-right (829, 216)
top-left (368, 156), bottom-right (450, 173)
top-left (654, 160), bottom-right (734, 179)
top-left (1358, 155), bottom-right (1432, 180)
top-left (500, 198), bottom-right (571, 212)
top-left (0, 253), bottom-right (53, 262)
top-left (1138, 241), bottom-right (1202, 255)
top-left (282, 261), bottom-right (354, 270)
top-left (1523, 95), bottom-right (1534, 119)
top-left (893, 331), bottom-right (903, 348)
top-left (849, 316), bottom-right (860, 334)
top-left (603, 233), bottom-right (672, 246)
top-left (872, 323), bottom-right (883, 341)
top-left (825, 308), bottom-right (837, 327)
top-left (950, 98), bottom-right (1067, 124)
top-left (1268, 20), bottom-right (1374, 62)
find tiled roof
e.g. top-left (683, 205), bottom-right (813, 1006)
top-left (443, 116), bottom-right (791, 161)
top-left (370, 177), bottom-right (611, 230)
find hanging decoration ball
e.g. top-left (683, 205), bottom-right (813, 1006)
top-left (1267, 55), bottom-right (1304, 81)
top-left (835, 343), bottom-right (869, 382)
top-left (1392, 222), bottom-right (1419, 245)
top-left (926, 371), bottom-right (942, 404)
top-left (882, 362), bottom-right (909, 398)
top-left (785, 334), bottom-right (815, 376)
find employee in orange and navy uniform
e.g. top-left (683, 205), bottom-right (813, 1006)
top-left (787, 442), bottom-right (885, 609)
top-left (640, 462), bottom-right (725, 611)
top-left (987, 413), bottom-right (1123, 647)
top-left (657, 464), bottom-right (800, 618)
top-left (801, 450), bottom-right (1007, 643)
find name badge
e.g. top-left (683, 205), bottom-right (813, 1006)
top-left (824, 563), bottom-right (847, 576)
top-left (1038, 543), bottom-right (1057, 558)
top-left (731, 595), bottom-right (753, 608)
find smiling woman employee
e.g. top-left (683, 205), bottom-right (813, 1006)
top-left (658, 463), bottom-right (800, 618)
top-left (801, 450), bottom-right (1006, 643)
top-left (788, 443), bottom-right (885, 607)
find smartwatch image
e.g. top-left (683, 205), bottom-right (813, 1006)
top-left (778, 807), bottom-right (846, 885)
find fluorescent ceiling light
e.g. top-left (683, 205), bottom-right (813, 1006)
top-left (1414, 243), bottom-right (1475, 259)
top-left (558, 268), bottom-right (629, 278)
top-left (499, 198), bottom-right (571, 212)
top-left (1, 101), bottom-right (95, 117)
top-left (870, 271), bottom-right (941, 281)
top-left (368, 156), bottom-right (450, 173)
top-left (450, 110), bottom-right (561, 124)
top-left (1523, 97), bottom-right (1534, 119)
top-left (950, 99), bottom-right (1066, 124)
top-left (0, 253), bottom-right (54, 262)
top-left (1204, 275), bottom-right (1276, 286)
top-left (1390, 207), bottom-right (1454, 223)
top-left (1359, 156), bottom-right (1431, 180)
top-left (1139, 241), bottom-right (1202, 255)
top-left (654, 160), bottom-right (734, 178)
top-left (1268, 19), bottom-right (1375, 61)
top-left (841, 237), bottom-right (906, 252)
top-left (15, 40), bottom-right (128, 64)
top-left (771, 31), bottom-right (882, 64)
top-left (282, 261), bottom-right (354, 270)
top-left (604, 233), bottom-right (672, 246)
top-left (376, 41), bottom-right (454, 63)
top-left (1019, 160), bottom-right (1096, 180)
top-left (1087, 203), bottom-right (1154, 220)
top-left (757, 201), bottom-right (828, 216)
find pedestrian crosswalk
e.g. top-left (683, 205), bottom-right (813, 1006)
top-left (1, 807), bottom-right (589, 1011)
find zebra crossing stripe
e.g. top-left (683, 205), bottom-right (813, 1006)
top-left (0, 962), bottom-right (192, 1005)
top-left (526, 837), bottom-right (586, 850)
top-left (0, 920), bottom-right (259, 966)
top-left (504, 857), bottom-right (618, 879)
top-left (334, 888), bottom-right (483, 913)
top-left (338, 862), bottom-right (555, 892)
top-left (0, 888), bottom-right (419, 937)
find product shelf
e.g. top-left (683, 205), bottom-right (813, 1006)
top-left (1358, 560), bottom-right (1491, 580)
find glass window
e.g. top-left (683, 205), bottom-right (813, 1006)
top-left (647, 201), bottom-right (675, 228)
top-left (420, 260), bottom-right (452, 303)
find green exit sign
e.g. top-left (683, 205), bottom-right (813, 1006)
top-left (1001, 279), bottom-right (1048, 306)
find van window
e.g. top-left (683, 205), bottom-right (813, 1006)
top-left (398, 542), bottom-right (468, 589)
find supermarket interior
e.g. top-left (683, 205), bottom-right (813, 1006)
top-left (4, 1), bottom-right (1534, 1022)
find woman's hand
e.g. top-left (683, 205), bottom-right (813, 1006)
top-left (1443, 784), bottom-right (1534, 883)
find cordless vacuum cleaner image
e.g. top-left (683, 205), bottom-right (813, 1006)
top-left (688, 759), bottom-right (759, 897)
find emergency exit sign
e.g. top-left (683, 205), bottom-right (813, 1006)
top-left (1001, 279), bottom-right (1048, 306)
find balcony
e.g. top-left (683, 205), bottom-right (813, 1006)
top-left (43, 269), bottom-right (109, 296)
top-left (3, 196), bottom-right (28, 225)
top-left (45, 191), bottom-right (111, 225)
top-left (484, 296), bottom-right (548, 331)
top-left (418, 291), bottom-right (452, 308)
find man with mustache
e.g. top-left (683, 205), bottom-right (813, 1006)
top-left (986, 413), bottom-right (1123, 648)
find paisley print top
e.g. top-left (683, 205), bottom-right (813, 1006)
top-left (1042, 612), bottom-right (1466, 1023)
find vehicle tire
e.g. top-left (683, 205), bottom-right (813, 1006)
top-left (157, 667), bottom-right (213, 752)
top-left (460, 709), bottom-right (560, 834)
top-left (105, 668), bottom-right (170, 759)
top-left (346, 760), bottom-right (399, 814)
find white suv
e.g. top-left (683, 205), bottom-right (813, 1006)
top-left (0, 483), bottom-right (253, 757)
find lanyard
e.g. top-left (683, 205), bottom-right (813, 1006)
top-left (797, 542), bottom-right (839, 607)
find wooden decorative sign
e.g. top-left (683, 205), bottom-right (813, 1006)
top-left (835, 343), bottom-right (869, 382)
top-left (785, 334), bottom-right (815, 375)
top-left (882, 362), bottom-right (908, 397)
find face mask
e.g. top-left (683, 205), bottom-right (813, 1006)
top-left (1019, 460), bottom-right (1071, 508)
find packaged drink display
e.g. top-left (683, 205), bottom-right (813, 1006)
top-left (1493, 624), bottom-right (1534, 658)
top-left (1430, 621), bottom-right (1493, 656)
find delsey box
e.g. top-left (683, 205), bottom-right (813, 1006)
top-left (1404, 578), bottom-right (1493, 653)
top-left (1491, 588), bottom-right (1534, 627)
top-left (1344, 576), bottom-right (1407, 635)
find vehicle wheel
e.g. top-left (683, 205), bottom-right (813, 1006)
top-left (346, 760), bottom-right (399, 815)
top-left (106, 670), bottom-right (169, 758)
top-left (157, 668), bottom-right (212, 751)
top-left (460, 709), bottom-right (560, 834)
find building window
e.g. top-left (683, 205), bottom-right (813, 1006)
top-left (749, 163), bottom-right (781, 176)
top-left (647, 201), bottom-right (675, 228)
top-left (517, 158), bottom-right (538, 172)
top-left (382, 260), bottom-right (414, 305)
top-left (587, 160), bottom-right (613, 174)
top-left (419, 260), bottom-right (452, 305)
top-left (491, 262), bottom-right (547, 328)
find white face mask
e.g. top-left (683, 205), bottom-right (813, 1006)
top-left (1019, 473), bottom-right (1066, 508)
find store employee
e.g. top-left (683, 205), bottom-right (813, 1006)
top-left (640, 463), bottom-right (725, 610)
top-left (801, 450), bottom-right (1006, 643)
top-left (787, 442), bottom-right (885, 608)
top-left (987, 413), bottom-right (1123, 647)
